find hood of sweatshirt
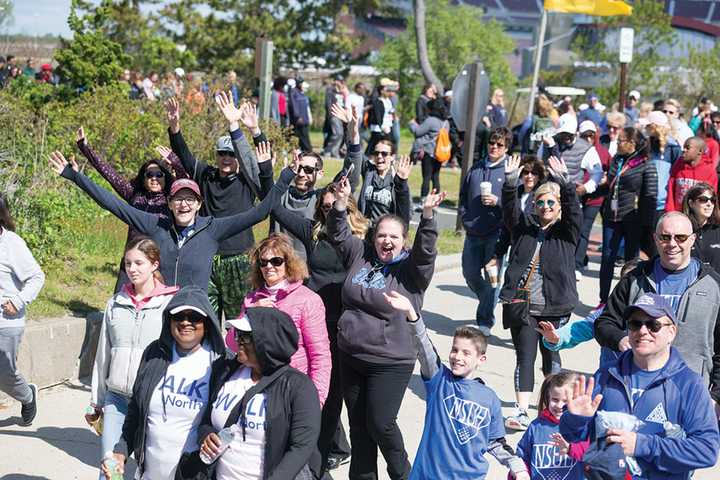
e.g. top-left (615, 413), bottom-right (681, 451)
top-left (244, 306), bottom-right (299, 376)
top-left (121, 281), bottom-right (179, 309)
top-left (159, 285), bottom-right (225, 356)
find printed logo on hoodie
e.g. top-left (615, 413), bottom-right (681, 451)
top-left (351, 267), bottom-right (386, 289)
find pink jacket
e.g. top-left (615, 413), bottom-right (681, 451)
top-left (226, 281), bottom-right (331, 406)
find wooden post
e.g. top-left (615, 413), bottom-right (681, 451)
top-left (527, 9), bottom-right (548, 118)
top-left (618, 62), bottom-right (627, 113)
top-left (455, 62), bottom-right (483, 232)
top-left (256, 39), bottom-right (274, 120)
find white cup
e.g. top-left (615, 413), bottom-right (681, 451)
top-left (480, 181), bottom-right (492, 197)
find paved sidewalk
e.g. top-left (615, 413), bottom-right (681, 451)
top-left (1, 251), bottom-right (718, 478)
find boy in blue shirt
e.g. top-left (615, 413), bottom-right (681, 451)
top-left (384, 291), bottom-right (529, 479)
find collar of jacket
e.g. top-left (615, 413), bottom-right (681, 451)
top-left (607, 347), bottom-right (688, 400)
top-left (257, 280), bottom-right (304, 300)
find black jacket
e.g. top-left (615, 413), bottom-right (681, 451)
top-left (499, 176), bottom-right (582, 319)
top-left (60, 165), bottom-right (295, 289)
top-left (599, 152), bottom-right (657, 225)
top-left (115, 286), bottom-right (227, 476)
top-left (693, 223), bottom-right (720, 273)
top-left (368, 96), bottom-right (385, 128)
top-left (196, 307), bottom-right (322, 480)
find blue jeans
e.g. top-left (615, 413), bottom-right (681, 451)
top-left (462, 234), bottom-right (500, 329)
top-left (100, 390), bottom-right (130, 479)
top-left (599, 217), bottom-right (640, 303)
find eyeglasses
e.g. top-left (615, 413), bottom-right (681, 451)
top-left (628, 319), bottom-right (673, 333)
top-left (172, 197), bottom-right (198, 205)
top-left (374, 151), bottom-right (392, 158)
top-left (259, 256), bottom-right (285, 268)
top-left (694, 195), bottom-right (716, 204)
top-left (299, 165), bottom-right (318, 175)
top-left (656, 233), bottom-right (693, 243)
top-left (235, 330), bottom-right (253, 345)
top-left (488, 141), bottom-right (506, 148)
top-left (171, 312), bottom-right (205, 324)
top-left (535, 199), bottom-right (556, 209)
top-left (145, 171), bottom-right (164, 179)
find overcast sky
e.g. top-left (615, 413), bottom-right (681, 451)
top-left (6, 0), bottom-right (73, 37)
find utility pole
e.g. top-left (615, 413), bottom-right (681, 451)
top-left (617, 28), bottom-right (634, 114)
top-left (255, 38), bottom-right (274, 120)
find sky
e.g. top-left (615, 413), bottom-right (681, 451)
top-left (6, 0), bottom-right (73, 37)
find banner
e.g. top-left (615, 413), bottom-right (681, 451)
top-left (544, 0), bottom-right (632, 16)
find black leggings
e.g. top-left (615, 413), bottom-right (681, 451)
top-left (510, 317), bottom-right (564, 392)
top-left (420, 154), bottom-right (441, 198)
top-left (318, 322), bottom-right (350, 470)
top-left (341, 352), bottom-right (413, 480)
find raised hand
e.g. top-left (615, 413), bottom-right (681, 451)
top-left (239, 101), bottom-right (260, 135)
top-left (535, 321), bottom-right (560, 345)
top-left (215, 91), bottom-right (242, 123)
top-left (550, 433), bottom-right (571, 456)
top-left (548, 155), bottom-right (568, 178)
top-left (165, 97), bottom-right (180, 134)
top-left (334, 177), bottom-right (351, 205)
top-left (395, 155), bottom-right (412, 180)
top-left (330, 102), bottom-right (351, 124)
top-left (155, 145), bottom-right (174, 170)
top-left (255, 142), bottom-right (272, 164)
top-left (288, 150), bottom-right (301, 174)
top-left (505, 153), bottom-right (521, 174)
top-left (49, 151), bottom-right (79, 175)
top-left (383, 291), bottom-right (418, 321)
top-left (76, 126), bottom-right (87, 145)
top-left (100, 453), bottom-right (125, 479)
top-left (423, 189), bottom-right (447, 212)
top-left (566, 375), bottom-right (603, 418)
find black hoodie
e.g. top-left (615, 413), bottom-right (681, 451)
top-left (115, 286), bottom-right (227, 475)
top-left (195, 307), bottom-right (321, 480)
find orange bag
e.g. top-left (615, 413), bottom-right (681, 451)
top-left (434, 122), bottom-right (452, 164)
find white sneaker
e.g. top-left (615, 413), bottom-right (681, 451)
top-left (575, 270), bottom-right (583, 282)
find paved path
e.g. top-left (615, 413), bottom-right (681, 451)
top-left (1, 248), bottom-right (719, 478)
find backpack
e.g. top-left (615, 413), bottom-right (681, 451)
top-left (434, 121), bottom-right (452, 163)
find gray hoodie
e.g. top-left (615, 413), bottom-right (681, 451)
top-left (0, 229), bottom-right (45, 328)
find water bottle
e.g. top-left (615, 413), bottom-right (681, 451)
top-left (103, 451), bottom-right (123, 480)
top-left (200, 424), bottom-right (239, 464)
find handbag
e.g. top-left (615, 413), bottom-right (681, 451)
top-left (502, 249), bottom-right (540, 329)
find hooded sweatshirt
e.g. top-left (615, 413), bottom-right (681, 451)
top-left (664, 155), bottom-right (718, 212)
top-left (115, 286), bottom-right (226, 478)
top-left (197, 307), bottom-right (322, 480)
top-left (91, 281), bottom-right (179, 406)
top-left (458, 156), bottom-right (506, 237)
top-left (0, 228), bottom-right (45, 328)
top-left (560, 348), bottom-right (720, 479)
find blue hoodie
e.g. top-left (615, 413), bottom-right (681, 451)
top-left (651, 137), bottom-right (681, 210)
top-left (560, 348), bottom-right (720, 479)
top-left (459, 156), bottom-right (506, 237)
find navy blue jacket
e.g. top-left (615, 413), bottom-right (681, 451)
top-left (560, 348), bottom-right (720, 479)
top-left (458, 157), bottom-right (506, 237)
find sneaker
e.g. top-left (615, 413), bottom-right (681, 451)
top-left (575, 270), bottom-right (583, 282)
top-left (21, 383), bottom-right (38, 426)
top-left (477, 326), bottom-right (492, 337)
top-left (326, 454), bottom-right (350, 471)
top-left (505, 406), bottom-right (530, 431)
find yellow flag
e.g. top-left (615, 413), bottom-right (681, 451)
top-left (544, 0), bottom-right (632, 16)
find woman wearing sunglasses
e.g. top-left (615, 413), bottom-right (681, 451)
top-left (197, 307), bottom-right (321, 480)
top-left (48, 150), bottom-right (296, 290)
top-left (226, 234), bottom-right (331, 409)
top-left (327, 177), bottom-right (444, 480)
top-left (683, 183), bottom-right (720, 272)
top-left (104, 286), bottom-right (226, 480)
top-left (75, 126), bottom-right (188, 292)
top-left (500, 155), bottom-right (583, 431)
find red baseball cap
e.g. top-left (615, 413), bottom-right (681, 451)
top-left (169, 178), bottom-right (201, 198)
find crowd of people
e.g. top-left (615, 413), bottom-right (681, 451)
top-left (1, 70), bottom-right (720, 480)
top-left (0, 55), bottom-right (59, 86)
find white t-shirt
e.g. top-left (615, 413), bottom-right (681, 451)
top-left (212, 366), bottom-right (267, 480)
top-left (348, 93), bottom-right (365, 119)
top-left (371, 97), bottom-right (394, 133)
top-left (142, 343), bottom-right (213, 480)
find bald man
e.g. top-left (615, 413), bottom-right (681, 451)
top-left (595, 212), bottom-right (720, 406)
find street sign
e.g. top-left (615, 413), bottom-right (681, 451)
top-left (450, 63), bottom-right (489, 132)
top-left (619, 27), bottom-right (634, 63)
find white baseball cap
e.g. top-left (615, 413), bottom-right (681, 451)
top-left (556, 113), bottom-right (578, 135)
top-left (628, 90), bottom-right (640, 100)
top-left (226, 315), bottom-right (252, 332)
top-left (579, 120), bottom-right (597, 133)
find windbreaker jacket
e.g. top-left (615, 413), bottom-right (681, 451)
top-left (60, 165), bottom-right (294, 289)
top-left (693, 223), bottom-right (720, 273)
top-left (458, 156), bottom-right (506, 237)
top-left (197, 307), bottom-right (321, 480)
top-left (409, 116), bottom-right (445, 157)
top-left (599, 153), bottom-right (657, 225)
top-left (115, 286), bottom-right (227, 476)
top-left (664, 156), bottom-right (718, 212)
top-left (91, 283), bottom-right (179, 405)
top-left (225, 281), bottom-right (331, 406)
top-left (594, 259), bottom-right (720, 402)
top-left (560, 349), bottom-right (720, 479)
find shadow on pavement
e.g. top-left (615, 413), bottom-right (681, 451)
top-left (421, 310), bottom-right (467, 337)
top-left (435, 284), bottom-right (475, 300)
top-left (486, 335), bottom-right (515, 351)
top-left (0, 426), bottom-right (98, 467)
top-left (2, 475), bottom-right (52, 479)
top-left (407, 374), bottom-right (426, 402)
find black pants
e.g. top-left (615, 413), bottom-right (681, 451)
top-left (341, 352), bottom-right (413, 480)
top-left (294, 123), bottom-right (312, 152)
top-left (574, 204), bottom-right (600, 271)
top-left (318, 322), bottom-right (351, 471)
top-left (510, 316), bottom-right (564, 392)
top-left (641, 209), bottom-right (663, 258)
top-left (420, 153), bottom-right (441, 198)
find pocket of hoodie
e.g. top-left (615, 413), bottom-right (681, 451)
top-left (339, 314), bottom-right (386, 348)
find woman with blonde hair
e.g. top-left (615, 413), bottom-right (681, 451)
top-left (499, 156), bottom-right (582, 431)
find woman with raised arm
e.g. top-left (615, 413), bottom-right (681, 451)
top-left (49, 151), bottom-right (296, 290)
top-left (500, 155), bottom-right (583, 432)
top-left (75, 126), bottom-right (188, 292)
top-left (326, 176), bottom-right (444, 480)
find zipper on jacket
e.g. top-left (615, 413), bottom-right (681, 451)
top-left (171, 221), bottom-right (211, 286)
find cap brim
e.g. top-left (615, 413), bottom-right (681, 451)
top-left (169, 305), bottom-right (208, 317)
top-left (623, 305), bottom-right (676, 324)
top-left (227, 316), bottom-right (252, 332)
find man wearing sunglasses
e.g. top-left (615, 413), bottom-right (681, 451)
top-left (596, 212), bottom-right (720, 409)
top-left (665, 137), bottom-right (715, 212)
top-left (561, 293), bottom-right (720, 478)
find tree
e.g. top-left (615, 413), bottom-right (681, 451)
top-left (571, 0), bottom-right (675, 102)
top-left (413, 0), bottom-right (443, 92)
top-left (375, 0), bottom-right (514, 118)
top-left (684, 43), bottom-right (720, 103)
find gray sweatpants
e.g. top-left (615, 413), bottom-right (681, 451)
top-left (0, 327), bottom-right (32, 404)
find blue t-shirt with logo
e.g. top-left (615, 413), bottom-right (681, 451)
top-left (630, 362), bottom-right (661, 407)
top-left (516, 413), bottom-right (585, 480)
top-left (410, 365), bottom-right (506, 479)
top-left (653, 257), bottom-right (700, 313)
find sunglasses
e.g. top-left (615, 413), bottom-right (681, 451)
top-left (298, 165), bottom-right (318, 175)
top-left (535, 199), bottom-right (556, 209)
top-left (488, 141), bottom-right (506, 148)
top-left (217, 151), bottom-right (235, 157)
top-left (694, 195), bottom-right (716, 204)
top-left (145, 171), bottom-right (164, 179)
top-left (656, 233), bottom-right (693, 243)
top-left (713, 120), bottom-right (720, 125)
top-left (662, 110), bottom-right (677, 115)
top-left (234, 330), bottom-right (253, 345)
top-left (171, 312), bottom-right (205, 324)
top-left (628, 319), bottom-right (673, 333)
top-left (259, 256), bottom-right (285, 268)
top-left (374, 151), bottom-right (392, 158)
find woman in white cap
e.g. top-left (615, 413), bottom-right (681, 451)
top-left (49, 151), bottom-right (297, 290)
